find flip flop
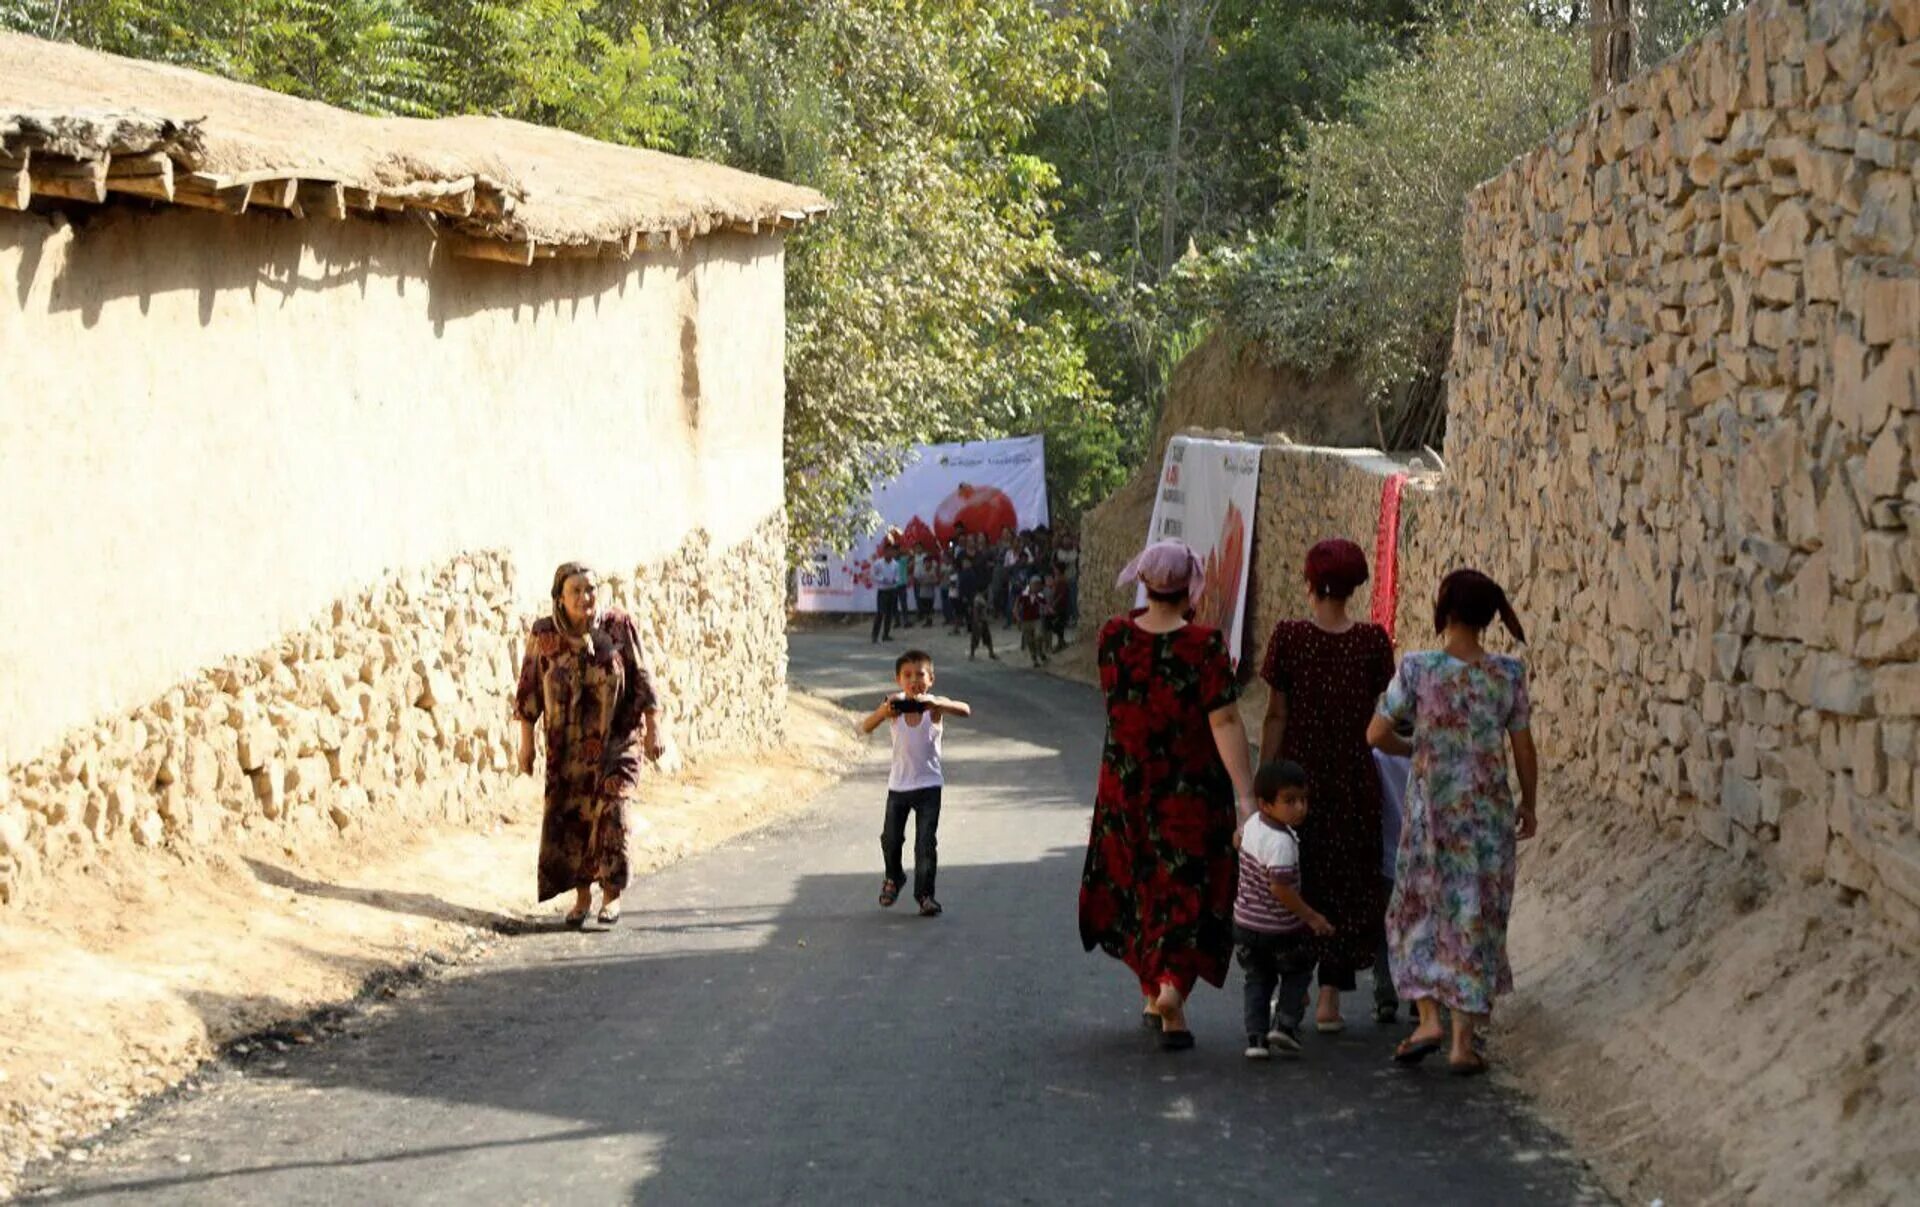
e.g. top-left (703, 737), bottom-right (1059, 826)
top-left (1159, 1030), bottom-right (1195, 1052)
top-left (1449, 1054), bottom-right (1488, 1077)
top-left (1393, 1035), bottom-right (1445, 1065)
top-left (563, 910), bottom-right (588, 931)
top-left (878, 880), bottom-right (902, 908)
top-left (597, 904), bottom-right (621, 927)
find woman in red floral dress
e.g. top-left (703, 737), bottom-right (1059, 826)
top-left (1079, 540), bottom-right (1257, 1051)
top-left (1258, 539), bottom-right (1396, 1031)
top-left (515, 562), bottom-right (669, 928)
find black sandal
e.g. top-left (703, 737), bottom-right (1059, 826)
top-left (917, 897), bottom-right (943, 917)
top-left (1393, 1035), bottom-right (1444, 1065)
top-left (1449, 1054), bottom-right (1488, 1077)
top-left (1159, 1029), bottom-right (1195, 1052)
top-left (878, 880), bottom-right (902, 908)
top-left (563, 909), bottom-right (588, 930)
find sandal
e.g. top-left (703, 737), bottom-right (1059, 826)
top-left (1159, 1029), bottom-right (1195, 1052)
top-left (1374, 1002), bottom-right (1400, 1026)
top-left (563, 909), bottom-right (588, 930)
top-left (1448, 1054), bottom-right (1488, 1077)
top-left (1393, 1034), bottom-right (1445, 1065)
top-left (878, 880), bottom-right (901, 908)
top-left (597, 903), bottom-right (621, 927)
top-left (917, 897), bottom-right (943, 917)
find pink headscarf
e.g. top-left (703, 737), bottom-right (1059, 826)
top-left (1116, 539), bottom-right (1205, 602)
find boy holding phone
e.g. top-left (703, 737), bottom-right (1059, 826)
top-left (858, 649), bottom-right (974, 916)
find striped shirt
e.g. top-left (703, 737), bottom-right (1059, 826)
top-left (1234, 819), bottom-right (1305, 934)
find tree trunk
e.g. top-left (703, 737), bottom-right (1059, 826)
top-left (1589, 0), bottom-right (1637, 100)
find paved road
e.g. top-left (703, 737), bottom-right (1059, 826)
top-left (28, 628), bottom-right (1602, 1205)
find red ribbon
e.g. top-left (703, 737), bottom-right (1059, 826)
top-left (1371, 473), bottom-right (1408, 643)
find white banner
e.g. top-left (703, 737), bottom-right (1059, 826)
top-left (795, 435), bottom-right (1050, 612)
top-left (1140, 435), bottom-right (1261, 663)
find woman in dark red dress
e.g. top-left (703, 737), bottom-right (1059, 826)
top-left (1258, 539), bottom-right (1395, 1032)
top-left (1080, 540), bottom-right (1256, 1051)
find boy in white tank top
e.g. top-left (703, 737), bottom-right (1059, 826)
top-left (858, 649), bottom-right (974, 916)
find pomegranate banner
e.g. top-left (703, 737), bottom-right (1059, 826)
top-left (1139, 435), bottom-right (1261, 663)
top-left (794, 435), bottom-right (1050, 612)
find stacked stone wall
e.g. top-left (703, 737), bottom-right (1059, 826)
top-left (1436, 0), bottom-right (1920, 934)
top-left (1082, 0), bottom-right (1920, 940)
top-left (0, 515), bottom-right (788, 907)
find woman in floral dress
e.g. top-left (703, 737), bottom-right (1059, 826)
top-left (1258, 538), bottom-right (1396, 1033)
top-left (1368, 569), bottom-right (1537, 1074)
top-left (1079, 540), bottom-right (1256, 1051)
top-left (516, 562), bottom-right (669, 928)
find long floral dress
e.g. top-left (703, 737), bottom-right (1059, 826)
top-left (1377, 651), bottom-right (1531, 1014)
top-left (1260, 620), bottom-right (1396, 982)
top-left (514, 608), bottom-right (657, 902)
top-left (1079, 613), bottom-right (1242, 999)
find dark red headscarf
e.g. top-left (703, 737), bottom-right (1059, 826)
top-left (1305, 538), bottom-right (1370, 600)
top-left (1434, 569), bottom-right (1526, 644)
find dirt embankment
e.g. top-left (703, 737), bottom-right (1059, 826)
top-left (0, 691), bottom-right (859, 1198)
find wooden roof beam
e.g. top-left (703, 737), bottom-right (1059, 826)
top-left (105, 151), bottom-right (174, 203)
top-left (0, 150), bottom-right (27, 211)
top-left (175, 172), bottom-right (252, 214)
top-left (30, 156), bottom-right (107, 204)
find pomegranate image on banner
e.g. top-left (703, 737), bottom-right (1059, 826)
top-left (898, 516), bottom-right (939, 552)
top-left (934, 483), bottom-right (1018, 545)
top-left (1192, 501), bottom-right (1246, 635)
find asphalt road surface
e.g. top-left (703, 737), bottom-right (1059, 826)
top-left (28, 627), bottom-right (1603, 1205)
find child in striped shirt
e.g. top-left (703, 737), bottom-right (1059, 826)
top-left (1235, 760), bottom-right (1336, 1060)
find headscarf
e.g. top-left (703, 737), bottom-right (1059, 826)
top-left (1116, 539), bottom-right (1205, 603)
top-left (549, 561), bottom-right (602, 653)
top-left (1434, 568), bottom-right (1526, 644)
top-left (1305, 538), bottom-right (1369, 600)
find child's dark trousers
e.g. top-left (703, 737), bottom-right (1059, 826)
top-left (1234, 924), bottom-right (1315, 1036)
top-left (881, 787), bottom-right (942, 901)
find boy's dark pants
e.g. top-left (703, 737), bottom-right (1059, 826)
top-left (1234, 924), bottom-right (1315, 1036)
top-left (969, 614), bottom-right (994, 658)
top-left (881, 787), bottom-right (942, 900)
top-left (871, 587), bottom-right (898, 642)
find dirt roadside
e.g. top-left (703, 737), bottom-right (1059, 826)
top-left (0, 690), bottom-right (862, 1199)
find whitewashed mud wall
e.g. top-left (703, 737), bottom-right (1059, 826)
top-left (0, 207), bottom-right (791, 905)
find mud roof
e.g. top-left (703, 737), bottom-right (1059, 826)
top-left (0, 32), bottom-right (830, 266)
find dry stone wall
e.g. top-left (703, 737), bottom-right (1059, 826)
top-left (1435, 0), bottom-right (1920, 936)
top-left (1081, 0), bottom-right (1920, 942)
top-left (0, 515), bottom-right (788, 908)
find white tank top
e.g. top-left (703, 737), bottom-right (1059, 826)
top-left (889, 712), bottom-right (944, 791)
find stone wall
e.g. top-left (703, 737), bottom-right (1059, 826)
top-left (1081, 0), bottom-right (1920, 941)
top-left (1436, 0), bottom-right (1920, 935)
top-left (1082, 437), bottom-right (1429, 668)
top-left (0, 204), bottom-right (794, 908)
top-left (0, 514), bottom-right (788, 906)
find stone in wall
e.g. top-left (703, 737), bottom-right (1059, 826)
top-left (0, 513), bottom-right (789, 909)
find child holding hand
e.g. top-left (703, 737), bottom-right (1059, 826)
top-left (1234, 760), bottom-right (1336, 1060)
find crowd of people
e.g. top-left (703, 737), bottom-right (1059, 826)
top-left (868, 525), bottom-right (1081, 668)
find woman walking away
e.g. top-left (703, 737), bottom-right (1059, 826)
top-left (516, 562), bottom-right (670, 928)
top-left (1258, 539), bottom-right (1395, 1034)
top-left (1368, 569), bottom-right (1537, 1076)
top-left (1079, 540), bottom-right (1256, 1051)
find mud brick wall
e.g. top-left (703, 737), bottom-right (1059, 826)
top-left (1433, 0), bottom-right (1920, 934)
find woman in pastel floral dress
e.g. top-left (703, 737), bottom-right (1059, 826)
top-left (1367, 569), bottom-right (1538, 1074)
